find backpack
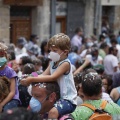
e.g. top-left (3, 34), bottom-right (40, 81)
top-left (81, 100), bottom-right (112, 120)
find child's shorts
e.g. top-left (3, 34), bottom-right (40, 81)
top-left (54, 99), bottom-right (76, 116)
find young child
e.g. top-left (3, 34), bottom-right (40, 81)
top-left (0, 43), bottom-right (20, 112)
top-left (21, 33), bottom-right (77, 119)
top-left (19, 63), bottom-right (35, 108)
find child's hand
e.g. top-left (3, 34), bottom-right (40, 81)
top-left (20, 77), bottom-right (32, 86)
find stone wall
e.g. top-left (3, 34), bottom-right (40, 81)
top-left (0, 0), bottom-right (10, 44)
top-left (32, 0), bottom-right (50, 45)
top-left (114, 6), bottom-right (120, 35)
top-left (84, 0), bottom-right (95, 37)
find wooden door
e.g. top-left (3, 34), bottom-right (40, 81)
top-left (56, 16), bottom-right (66, 34)
top-left (10, 19), bottom-right (31, 44)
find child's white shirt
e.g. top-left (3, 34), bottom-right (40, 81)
top-left (50, 59), bottom-right (77, 105)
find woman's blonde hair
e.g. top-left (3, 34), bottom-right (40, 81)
top-left (48, 33), bottom-right (71, 51)
top-left (0, 76), bottom-right (10, 102)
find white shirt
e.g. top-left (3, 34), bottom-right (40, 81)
top-left (104, 54), bottom-right (119, 75)
top-left (116, 44), bottom-right (120, 62)
top-left (102, 92), bottom-right (113, 102)
top-left (86, 54), bottom-right (103, 66)
top-left (50, 59), bottom-right (77, 105)
top-left (16, 53), bottom-right (28, 63)
top-left (80, 49), bottom-right (87, 58)
top-left (80, 49), bottom-right (91, 58)
top-left (71, 35), bottom-right (82, 50)
top-left (15, 47), bottom-right (27, 56)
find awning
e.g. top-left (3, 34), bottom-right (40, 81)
top-left (3, 0), bottom-right (43, 6)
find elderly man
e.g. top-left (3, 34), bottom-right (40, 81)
top-left (29, 82), bottom-right (60, 119)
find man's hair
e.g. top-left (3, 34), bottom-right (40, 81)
top-left (81, 69), bottom-right (102, 97)
top-left (30, 34), bottom-right (38, 41)
top-left (41, 57), bottom-right (51, 71)
top-left (0, 108), bottom-right (41, 120)
top-left (32, 58), bottom-right (42, 66)
top-left (100, 42), bottom-right (108, 49)
top-left (32, 82), bottom-right (60, 101)
top-left (74, 72), bottom-right (83, 91)
top-left (75, 27), bottom-right (83, 34)
top-left (110, 39), bottom-right (117, 44)
top-left (91, 47), bottom-right (98, 56)
top-left (99, 34), bottom-right (106, 41)
top-left (48, 33), bottom-right (71, 51)
top-left (71, 46), bottom-right (78, 53)
top-left (108, 46), bottom-right (117, 54)
top-left (20, 56), bottom-right (32, 65)
top-left (74, 72), bottom-right (83, 85)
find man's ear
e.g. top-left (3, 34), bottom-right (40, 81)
top-left (99, 88), bottom-right (103, 99)
top-left (49, 92), bottom-right (56, 102)
top-left (78, 84), bottom-right (84, 99)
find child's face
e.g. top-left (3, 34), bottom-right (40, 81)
top-left (50, 47), bottom-right (63, 55)
top-left (50, 47), bottom-right (68, 56)
top-left (49, 47), bottom-right (68, 62)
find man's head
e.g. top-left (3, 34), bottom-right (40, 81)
top-left (17, 38), bottom-right (26, 49)
top-left (75, 27), bottom-right (83, 36)
top-left (91, 47), bottom-right (99, 61)
top-left (108, 46), bottom-right (118, 56)
top-left (99, 34), bottom-right (106, 42)
top-left (110, 39), bottom-right (117, 47)
top-left (79, 69), bottom-right (102, 98)
top-left (31, 82), bottom-right (60, 114)
top-left (30, 34), bottom-right (38, 44)
top-left (100, 42), bottom-right (109, 54)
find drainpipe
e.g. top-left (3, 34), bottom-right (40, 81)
top-left (50, 0), bottom-right (56, 37)
top-left (94, 0), bottom-right (102, 38)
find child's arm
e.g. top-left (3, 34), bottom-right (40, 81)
top-left (0, 78), bottom-right (15, 112)
top-left (21, 62), bottom-right (70, 86)
top-left (74, 58), bottom-right (90, 75)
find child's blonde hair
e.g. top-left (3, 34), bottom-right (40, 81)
top-left (48, 33), bottom-right (71, 51)
top-left (0, 76), bottom-right (10, 102)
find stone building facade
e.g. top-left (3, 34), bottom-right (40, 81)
top-left (0, 0), bottom-right (120, 44)
top-left (0, 1), bottom-right (10, 43)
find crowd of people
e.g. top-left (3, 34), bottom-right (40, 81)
top-left (0, 27), bottom-right (120, 119)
